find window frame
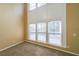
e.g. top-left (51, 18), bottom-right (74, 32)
top-left (29, 24), bottom-right (36, 40)
top-left (29, 3), bottom-right (46, 11)
top-left (47, 20), bottom-right (62, 46)
top-left (28, 20), bottom-right (66, 48)
top-left (29, 3), bottom-right (36, 11)
top-left (37, 23), bottom-right (47, 42)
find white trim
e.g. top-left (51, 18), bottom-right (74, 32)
top-left (1, 40), bottom-right (78, 56)
top-left (26, 40), bottom-right (79, 56)
top-left (0, 41), bottom-right (24, 52)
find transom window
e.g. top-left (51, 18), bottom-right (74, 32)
top-left (29, 3), bottom-right (46, 11)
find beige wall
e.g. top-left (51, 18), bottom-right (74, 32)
top-left (66, 3), bottom-right (79, 53)
top-left (0, 4), bottom-right (24, 50)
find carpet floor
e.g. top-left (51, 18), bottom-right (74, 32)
top-left (0, 42), bottom-right (75, 56)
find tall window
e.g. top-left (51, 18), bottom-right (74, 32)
top-left (29, 24), bottom-right (36, 40)
top-left (37, 23), bottom-right (46, 42)
top-left (48, 21), bottom-right (62, 46)
top-left (29, 3), bottom-right (46, 11)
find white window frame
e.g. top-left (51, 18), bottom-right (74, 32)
top-left (37, 23), bottom-right (46, 43)
top-left (29, 24), bottom-right (36, 40)
top-left (47, 21), bottom-right (62, 46)
top-left (28, 20), bottom-right (66, 48)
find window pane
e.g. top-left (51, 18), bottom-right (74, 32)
top-left (29, 24), bottom-right (36, 32)
top-left (37, 3), bottom-right (46, 8)
top-left (37, 33), bottom-right (46, 42)
top-left (48, 21), bottom-right (61, 33)
top-left (29, 24), bottom-right (36, 40)
top-left (29, 33), bottom-right (36, 40)
top-left (48, 34), bottom-right (62, 46)
top-left (48, 21), bottom-right (62, 46)
top-left (29, 3), bottom-right (36, 11)
top-left (37, 23), bottom-right (46, 32)
top-left (37, 23), bottom-right (46, 42)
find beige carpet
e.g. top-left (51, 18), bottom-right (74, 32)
top-left (0, 42), bottom-right (75, 56)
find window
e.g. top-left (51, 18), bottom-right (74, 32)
top-left (29, 24), bottom-right (36, 40)
top-left (29, 3), bottom-right (36, 11)
top-left (37, 23), bottom-right (46, 42)
top-left (29, 3), bottom-right (46, 11)
top-left (28, 21), bottom-right (64, 47)
top-left (48, 21), bottom-right (62, 46)
top-left (37, 3), bottom-right (46, 8)
top-left (28, 3), bottom-right (66, 47)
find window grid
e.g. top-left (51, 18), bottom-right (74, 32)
top-left (29, 21), bottom-right (63, 47)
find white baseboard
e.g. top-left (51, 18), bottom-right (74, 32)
top-left (0, 41), bottom-right (24, 52)
top-left (0, 40), bottom-right (78, 56)
top-left (26, 40), bottom-right (79, 56)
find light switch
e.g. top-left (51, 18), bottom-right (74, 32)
top-left (73, 33), bottom-right (77, 37)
